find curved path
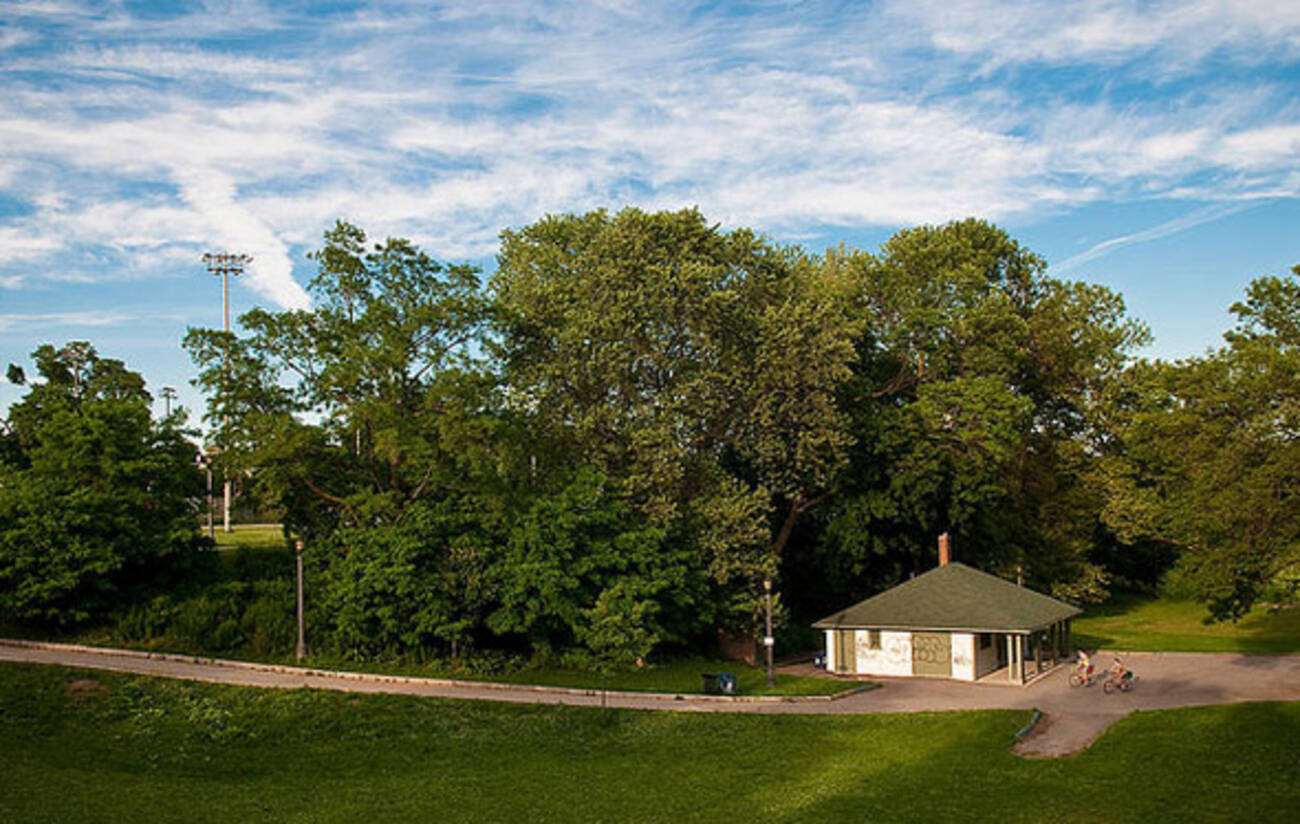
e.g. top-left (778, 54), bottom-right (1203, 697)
top-left (4, 639), bottom-right (1299, 757)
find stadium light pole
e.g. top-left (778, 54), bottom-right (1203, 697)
top-left (202, 252), bottom-right (251, 534)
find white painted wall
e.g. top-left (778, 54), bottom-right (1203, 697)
top-left (949, 632), bottom-right (976, 681)
top-left (846, 630), bottom-right (913, 677)
top-left (825, 628), bottom-right (1005, 680)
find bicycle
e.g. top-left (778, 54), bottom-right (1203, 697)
top-left (1103, 670), bottom-right (1138, 694)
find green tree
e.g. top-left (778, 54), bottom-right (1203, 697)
top-left (0, 343), bottom-right (201, 625)
top-left (807, 220), bottom-right (1147, 607)
top-left (1101, 265), bottom-right (1300, 619)
top-left (184, 220), bottom-right (494, 536)
top-left (493, 208), bottom-right (859, 630)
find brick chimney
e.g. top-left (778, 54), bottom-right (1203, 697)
top-left (938, 532), bottom-right (951, 567)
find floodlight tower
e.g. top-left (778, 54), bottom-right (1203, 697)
top-left (202, 251), bottom-right (251, 534)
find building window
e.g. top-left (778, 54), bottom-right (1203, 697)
top-left (865, 630), bottom-right (881, 649)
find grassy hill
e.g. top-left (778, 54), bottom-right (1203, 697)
top-left (2, 663), bottom-right (1296, 823)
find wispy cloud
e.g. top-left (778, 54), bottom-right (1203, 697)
top-left (0, 0), bottom-right (1297, 312)
top-left (0, 310), bottom-right (138, 332)
top-left (1053, 200), bottom-right (1263, 273)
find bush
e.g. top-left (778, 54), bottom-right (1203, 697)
top-left (115, 596), bottom-right (177, 643)
top-left (240, 581), bottom-right (296, 657)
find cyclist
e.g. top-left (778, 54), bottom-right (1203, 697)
top-left (1075, 650), bottom-right (1094, 683)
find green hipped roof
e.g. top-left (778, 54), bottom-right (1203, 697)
top-left (812, 562), bottom-right (1081, 633)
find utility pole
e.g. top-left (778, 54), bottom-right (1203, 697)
top-left (763, 577), bottom-right (775, 687)
top-left (294, 539), bottom-right (307, 662)
top-left (202, 251), bottom-right (251, 534)
top-left (161, 386), bottom-right (177, 418)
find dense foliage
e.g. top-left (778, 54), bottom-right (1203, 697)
top-left (795, 221), bottom-right (1149, 613)
top-left (8, 209), bottom-right (1288, 662)
top-left (174, 210), bottom-right (1183, 667)
top-left (0, 344), bottom-right (202, 625)
top-left (1100, 265), bottom-right (1300, 619)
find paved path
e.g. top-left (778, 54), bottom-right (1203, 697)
top-left (4, 640), bottom-right (1299, 757)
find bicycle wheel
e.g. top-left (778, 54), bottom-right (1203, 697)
top-left (1069, 674), bottom-right (1083, 687)
top-left (1103, 680), bottom-right (1115, 694)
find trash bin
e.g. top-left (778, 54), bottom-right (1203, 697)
top-left (715, 672), bottom-right (737, 695)
top-left (701, 673), bottom-right (719, 694)
top-left (813, 651), bottom-right (827, 669)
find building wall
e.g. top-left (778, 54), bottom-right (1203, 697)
top-left (823, 629), bottom-right (914, 677)
top-left (949, 632), bottom-right (975, 681)
top-left (826, 628), bottom-right (998, 680)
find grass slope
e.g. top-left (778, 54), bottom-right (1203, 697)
top-left (2, 664), bottom-right (1297, 823)
top-left (288, 654), bottom-right (855, 697)
top-left (1073, 593), bottom-right (1300, 654)
top-left (210, 523), bottom-right (287, 551)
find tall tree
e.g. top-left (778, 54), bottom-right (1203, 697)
top-left (184, 220), bottom-right (493, 534)
top-left (806, 220), bottom-right (1147, 608)
top-left (493, 208), bottom-right (859, 628)
top-left (1101, 265), bottom-right (1300, 619)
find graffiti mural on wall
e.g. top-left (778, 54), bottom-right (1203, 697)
top-left (884, 637), bottom-right (910, 665)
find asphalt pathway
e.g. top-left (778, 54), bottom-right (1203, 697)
top-left (4, 640), bottom-right (1298, 757)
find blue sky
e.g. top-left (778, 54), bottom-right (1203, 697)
top-left (1, 0), bottom-right (1298, 424)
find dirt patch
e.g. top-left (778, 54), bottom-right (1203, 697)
top-left (66, 678), bottom-right (107, 699)
top-left (1012, 710), bottom-right (1128, 759)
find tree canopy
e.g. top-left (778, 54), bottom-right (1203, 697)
top-left (1100, 265), bottom-right (1300, 619)
top-left (0, 343), bottom-right (201, 625)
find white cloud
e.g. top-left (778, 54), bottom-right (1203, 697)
top-left (0, 0), bottom-right (1297, 310)
top-left (174, 168), bottom-right (311, 311)
top-left (882, 0), bottom-right (1300, 69)
top-left (0, 309), bottom-right (137, 332)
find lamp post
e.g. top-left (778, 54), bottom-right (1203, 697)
top-left (194, 450), bottom-right (214, 540)
top-left (161, 386), bottom-right (177, 418)
top-left (294, 538), bottom-right (306, 662)
top-left (763, 577), bottom-right (775, 687)
top-left (202, 251), bottom-right (251, 534)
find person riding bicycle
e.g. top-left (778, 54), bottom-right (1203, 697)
top-left (1076, 650), bottom-right (1094, 682)
top-left (1109, 657), bottom-right (1130, 685)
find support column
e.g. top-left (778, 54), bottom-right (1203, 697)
top-left (1007, 634), bottom-right (1015, 684)
top-left (1034, 632), bottom-right (1043, 675)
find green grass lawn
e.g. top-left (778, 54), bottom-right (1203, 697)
top-left (293, 654), bottom-right (856, 697)
top-left (1, 664), bottom-right (1296, 823)
top-left (210, 523), bottom-right (287, 551)
top-left (1072, 592), bottom-right (1300, 654)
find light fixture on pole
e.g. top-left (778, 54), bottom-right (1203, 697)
top-left (194, 450), bottom-right (214, 540)
top-left (161, 386), bottom-right (177, 418)
top-left (763, 577), bottom-right (775, 687)
top-left (294, 539), bottom-right (307, 662)
top-left (202, 251), bottom-right (251, 535)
